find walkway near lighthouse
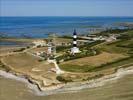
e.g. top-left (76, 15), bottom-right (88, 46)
top-left (47, 59), bottom-right (64, 74)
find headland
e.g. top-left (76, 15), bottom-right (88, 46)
top-left (0, 28), bottom-right (133, 92)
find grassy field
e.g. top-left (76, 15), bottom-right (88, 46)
top-left (1, 53), bottom-right (54, 74)
top-left (0, 46), bottom-right (23, 56)
top-left (59, 52), bottom-right (127, 73)
top-left (94, 29), bottom-right (133, 36)
top-left (95, 39), bottom-right (133, 55)
top-left (27, 46), bottom-right (48, 53)
top-left (1, 52), bottom-right (60, 86)
top-left (59, 30), bottom-right (133, 73)
top-left (89, 56), bottom-right (133, 72)
top-left (94, 30), bottom-right (133, 55)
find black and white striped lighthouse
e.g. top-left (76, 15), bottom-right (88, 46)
top-left (73, 29), bottom-right (77, 47)
top-left (71, 29), bottom-right (80, 54)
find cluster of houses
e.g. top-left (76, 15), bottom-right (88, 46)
top-left (81, 34), bottom-right (119, 42)
top-left (31, 40), bottom-right (56, 58)
top-left (32, 40), bottom-right (46, 47)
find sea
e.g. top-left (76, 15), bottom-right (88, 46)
top-left (0, 16), bottom-right (133, 38)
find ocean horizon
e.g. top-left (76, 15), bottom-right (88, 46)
top-left (0, 16), bottom-right (133, 38)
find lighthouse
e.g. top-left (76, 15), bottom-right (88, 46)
top-left (71, 29), bottom-right (80, 54)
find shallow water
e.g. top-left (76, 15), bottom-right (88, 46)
top-left (0, 74), bottom-right (133, 100)
top-left (0, 40), bottom-right (29, 46)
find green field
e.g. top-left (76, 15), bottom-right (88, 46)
top-left (59, 30), bottom-right (133, 73)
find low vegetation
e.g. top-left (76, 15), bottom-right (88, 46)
top-left (59, 52), bottom-right (126, 72)
top-left (59, 30), bottom-right (133, 73)
top-left (1, 29), bottom-right (133, 84)
top-left (96, 29), bottom-right (133, 36)
top-left (56, 40), bottom-right (104, 62)
top-left (56, 76), bottom-right (73, 83)
top-left (87, 56), bottom-right (133, 72)
top-left (13, 48), bottom-right (26, 52)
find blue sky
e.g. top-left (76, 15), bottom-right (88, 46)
top-left (0, 0), bottom-right (133, 16)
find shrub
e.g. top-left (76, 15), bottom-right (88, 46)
top-left (13, 48), bottom-right (25, 52)
top-left (87, 74), bottom-right (104, 80)
top-left (56, 76), bottom-right (73, 83)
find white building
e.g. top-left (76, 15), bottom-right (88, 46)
top-left (33, 40), bottom-right (46, 47)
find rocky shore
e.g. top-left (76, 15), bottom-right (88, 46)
top-left (0, 66), bottom-right (133, 96)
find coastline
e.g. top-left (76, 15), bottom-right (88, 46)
top-left (0, 28), bottom-right (132, 96)
top-left (0, 66), bottom-right (133, 96)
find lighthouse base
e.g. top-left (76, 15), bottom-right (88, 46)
top-left (71, 47), bottom-right (80, 54)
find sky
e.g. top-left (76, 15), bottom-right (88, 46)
top-left (0, 0), bottom-right (133, 16)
